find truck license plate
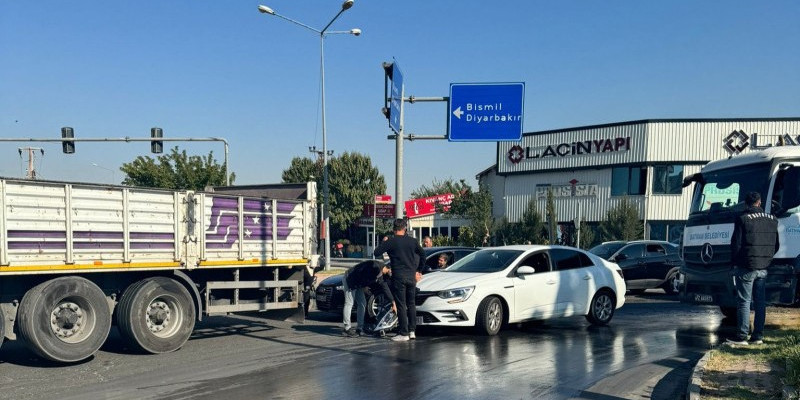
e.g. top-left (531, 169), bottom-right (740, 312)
top-left (694, 294), bottom-right (713, 303)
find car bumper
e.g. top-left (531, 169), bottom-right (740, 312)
top-left (415, 296), bottom-right (478, 327)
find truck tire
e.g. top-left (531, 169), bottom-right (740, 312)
top-left (17, 276), bottom-right (112, 363)
top-left (0, 305), bottom-right (5, 351)
top-left (117, 277), bottom-right (195, 354)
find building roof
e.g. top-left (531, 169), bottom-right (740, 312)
top-left (519, 117), bottom-right (800, 137)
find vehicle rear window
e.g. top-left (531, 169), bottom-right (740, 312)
top-left (550, 248), bottom-right (586, 271)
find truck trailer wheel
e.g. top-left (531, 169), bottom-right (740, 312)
top-left (17, 276), bottom-right (112, 363)
top-left (117, 277), bottom-right (195, 354)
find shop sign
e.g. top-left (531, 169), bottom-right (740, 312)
top-left (507, 136), bottom-right (631, 164)
top-left (535, 181), bottom-right (598, 199)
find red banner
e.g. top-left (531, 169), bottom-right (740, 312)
top-left (374, 194), bottom-right (392, 204)
top-left (404, 193), bottom-right (455, 218)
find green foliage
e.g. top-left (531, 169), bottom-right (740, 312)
top-left (411, 178), bottom-right (469, 202)
top-left (121, 147), bottom-right (234, 190)
top-left (578, 220), bottom-right (595, 249)
top-left (598, 197), bottom-right (643, 241)
top-left (282, 152), bottom-right (386, 242)
top-left (447, 182), bottom-right (493, 247)
top-left (495, 200), bottom-right (547, 245)
top-left (546, 189), bottom-right (558, 244)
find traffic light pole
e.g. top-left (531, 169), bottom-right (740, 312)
top-left (0, 136), bottom-right (230, 185)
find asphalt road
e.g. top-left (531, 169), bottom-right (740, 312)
top-left (0, 291), bottom-right (729, 400)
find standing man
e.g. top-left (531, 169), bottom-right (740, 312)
top-left (422, 236), bottom-right (433, 248)
top-left (726, 191), bottom-right (780, 346)
top-left (342, 260), bottom-right (396, 337)
top-left (374, 219), bottom-right (426, 342)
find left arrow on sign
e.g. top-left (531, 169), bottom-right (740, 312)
top-left (453, 106), bottom-right (464, 119)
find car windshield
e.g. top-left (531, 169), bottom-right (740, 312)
top-left (690, 162), bottom-right (771, 215)
top-left (445, 249), bottom-right (523, 273)
top-left (589, 242), bottom-right (625, 259)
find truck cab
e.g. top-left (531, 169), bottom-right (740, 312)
top-left (680, 147), bottom-right (800, 316)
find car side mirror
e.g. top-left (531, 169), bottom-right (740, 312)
top-left (517, 265), bottom-right (536, 276)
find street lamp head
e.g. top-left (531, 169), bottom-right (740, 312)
top-left (257, 5), bottom-right (275, 15)
top-left (350, 28), bottom-right (361, 36)
top-left (341, 0), bottom-right (354, 11)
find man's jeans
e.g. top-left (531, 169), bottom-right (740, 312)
top-left (392, 276), bottom-right (417, 336)
top-left (733, 267), bottom-right (768, 341)
top-left (342, 274), bottom-right (366, 331)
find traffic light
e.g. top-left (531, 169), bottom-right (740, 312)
top-left (150, 127), bottom-right (163, 154)
top-left (61, 127), bottom-right (75, 154)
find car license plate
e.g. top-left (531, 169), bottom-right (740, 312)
top-left (416, 316), bottom-right (423, 325)
top-left (694, 294), bottom-right (713, 303)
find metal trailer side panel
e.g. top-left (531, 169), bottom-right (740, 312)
top-left (0, 179), bottom-right (182, 275)
top-left (199, 193), bottom-right (310, 268)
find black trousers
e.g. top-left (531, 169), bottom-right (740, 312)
top-left (391, 276), bottom-right (417, 335)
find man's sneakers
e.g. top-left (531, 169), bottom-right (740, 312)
top-left (342, 328), bottom-right (359, 338)
top-left (391, 334), bottom-right (410, 342)
top-left (409, 331), bottom-right (416, 340)
top-left (724, 338), bottom-right (749, 347)
top-left (749, 338), bottom-right (764, 345)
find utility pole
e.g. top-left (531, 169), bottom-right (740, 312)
top-left (17, 147), bottom-right (44, 180)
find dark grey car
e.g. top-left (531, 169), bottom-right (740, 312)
top-left (590, 240), bottom-right (683, 294)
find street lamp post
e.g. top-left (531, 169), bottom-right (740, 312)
top-left (91, 162), bottom-right (116, 183)
top-left (258, 1), bottom-right (360, 270)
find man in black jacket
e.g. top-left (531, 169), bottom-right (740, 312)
top-left (726, 191), bottom-right (780, 346)
top-left (342, 260), bottom-right (395, 337)
top-left (373, 218), bottom-right (426, 342)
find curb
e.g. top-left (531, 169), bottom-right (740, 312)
top-left (687, 349), bottom-right (713, 400)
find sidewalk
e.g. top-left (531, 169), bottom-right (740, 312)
top-left (688, 307), bottom-right (800, 400)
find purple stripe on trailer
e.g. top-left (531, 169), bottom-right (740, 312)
top-left (130, 242), bottom-right (175, 250)
top-left (8, 241), bottom-right (66, 250)
top-left (7, 230), bottom-right (66, 239)
top-left (130, 232), bottom-right (174, 240)
top-left (74, 242), bottom-right (124, 249)
top-left (73, 231), bottom-right (124, 239)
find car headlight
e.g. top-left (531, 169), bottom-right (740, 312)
top-left (437, 286), bottom-right (475, 303)
top-left (335, 285), bottom-right (344, 291)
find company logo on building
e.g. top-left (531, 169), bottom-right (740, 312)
top-left (723, 129), bottom-right (800, 155)
top-left (535, 180), bottom-right (598, 199)
top-left (506, 136), bottom-right (631, 164)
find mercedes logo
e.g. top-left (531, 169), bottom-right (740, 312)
top-left (700, 243), bottom-right (714, 264)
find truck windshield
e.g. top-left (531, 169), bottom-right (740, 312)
top-left (689, 162), bottom-right (771, 214)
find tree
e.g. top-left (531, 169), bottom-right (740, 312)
top-left (495, 200), bottom-right (546, 245)
top-left (411, 178), bottom-right (470, 201)
top-left (282, 152), bottom-right (386, 242)
top-left (444, 182), bottom-right (493, 247)
top-left (578, 220), bottom-right (595, 249)
top-left (121, 147), bottom-right (234, 190)
top-left (598, 197), bottom-right (643, 241)
top-left (546, 188), bottom-right (558, 244)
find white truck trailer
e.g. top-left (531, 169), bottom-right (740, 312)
top-left (0, 178), bottom-right (318, 362)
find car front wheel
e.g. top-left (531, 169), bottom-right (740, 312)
top-left (475, 296), bottom-right (503, 336)
top-left (586, 290), bottom-right (615, 326)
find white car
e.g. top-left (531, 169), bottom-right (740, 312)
top-left (415, 245), bottom-right (627, 335)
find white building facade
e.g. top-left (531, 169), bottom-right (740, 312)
top-left (479, 118), bottom-right (800, 245)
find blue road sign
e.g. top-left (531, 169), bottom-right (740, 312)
top-left (448, 82), bottom-right (525, 142)
top-left (389, 63), bottom-right (404, 133)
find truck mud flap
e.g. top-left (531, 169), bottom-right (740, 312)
top-left (266, 305), bottom-right (306, 324)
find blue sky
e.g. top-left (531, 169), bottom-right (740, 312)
top-left (1, 1), bottom-right (798, 199)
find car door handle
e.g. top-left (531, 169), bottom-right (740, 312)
top-left (583, 275), bottom-right (592, 280)
top-left (546, 280), bottom-right (557, 285)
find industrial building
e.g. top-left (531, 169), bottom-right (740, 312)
top-left (478, 118), bottom-right (800, 245)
